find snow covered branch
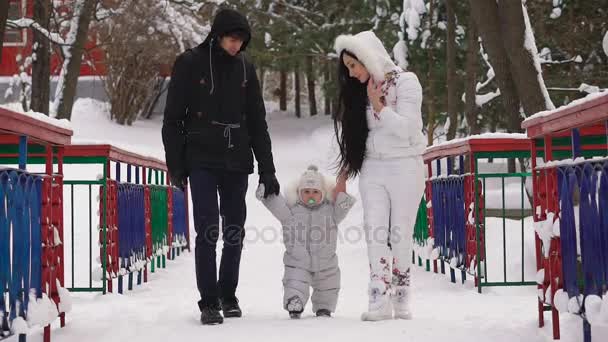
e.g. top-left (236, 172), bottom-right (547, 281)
top-left (6, 18), bottom-right (66, 46)
top-left (538, 47), bottom-right (582, 65)
top-left (275, 1), bottom-right (326, 19)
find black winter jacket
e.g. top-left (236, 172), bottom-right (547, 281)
top-left (162, 9), bottom-right (275, 179)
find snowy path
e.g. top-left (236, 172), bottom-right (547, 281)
top-left (48, 247), bottom-right (551, 342)
top-left (6, 100), bottom-right (605, 341)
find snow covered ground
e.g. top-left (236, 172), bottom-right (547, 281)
top-left (2, 99), bottom-right (607, 342)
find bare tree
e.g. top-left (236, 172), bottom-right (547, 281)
top-left (498, 0), bottom-right (553, 115)
top-left (470, 0), bottom-right (553, 131)
top-left (324, 61), bottom-right (331, 115)
top-left (259, 66), bottom-right (266, 96)
top-left (464, 14), bottom-right (480, 135)
top-left (425, 0), bottom-right (437, 146)
top-left (294, 61), bottom-right (301, 118)
top-left (0, 1), bottom-right (9, 61)
top-left (142, 77), bottom-right (168, 119)
top-left (279, 68), bottom-right (287, 111)
top-left (101, 2), bottom-right (174, 125)
top-left (306, 56), bottom-right (317, 116)
top-left (446, 0), bottom-right (458, 140)
top-left (52, 0), bottom-right (97, 120)
top-left (469, 0), bottom-right (521, 132)
top-left (31, 0), bottom-right (51, 115)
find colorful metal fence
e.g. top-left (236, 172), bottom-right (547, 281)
top-left (62, 145), bottom-right (190, 295)
top-left (523, 91), bottom-right (608, 341)
top-left (0, 107), bottom-right (72, 342)
top-left (420, 135), bottom-right (536, 292)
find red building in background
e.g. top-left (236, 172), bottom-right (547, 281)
top-left (1, 0), bottom-right (106, 77)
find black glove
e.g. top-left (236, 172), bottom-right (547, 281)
top-left (259, 172), bottom-right (280, 198)
top-left (170, 173), bottom-right (188, 191)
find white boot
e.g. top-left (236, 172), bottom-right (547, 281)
top-left (361, 280), bottom-right (393, 321)
top-left (392, 286), bottom-right (412, 319)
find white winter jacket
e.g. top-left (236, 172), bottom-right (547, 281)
top-left (335, 31), bottom-right (426, 159)
top-left (256, 183), bottom-right (356, 272)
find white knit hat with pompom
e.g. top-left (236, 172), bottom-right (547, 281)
top-left (298, 165), bottom-right (325, 199)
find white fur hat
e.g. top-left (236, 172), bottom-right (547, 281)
top-left (334, 30), bottom-right (399, 81)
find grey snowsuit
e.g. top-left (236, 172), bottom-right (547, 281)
top-left (256, 186), bottom-right (356, 313)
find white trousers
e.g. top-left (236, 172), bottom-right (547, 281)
top-left (359, 156), bottom-right (425, 292)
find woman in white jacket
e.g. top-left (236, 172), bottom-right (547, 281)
top-left (333, 31), bottom-right (426, 321)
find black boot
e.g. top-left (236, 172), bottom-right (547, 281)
top-left (289, 311), bottom-right (302, 319)
top-left (220, 297), bottom-right (242, 318)
top-left (200, 303), bottom-right (224, 325)
top-left (316, 309), bottom-right (331, 317)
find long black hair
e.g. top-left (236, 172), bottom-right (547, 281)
top-left (334, 50), bottom-right (369, 179)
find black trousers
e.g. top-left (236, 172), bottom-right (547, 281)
top-left (189, 168), bottom-right (248, 310)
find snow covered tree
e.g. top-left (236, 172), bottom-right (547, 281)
top-left (464, 14), bottom-right (480, 135)
top-left (497, 1), bottom-right (554, 115)
top-left (31, 0), bottom-right (52, 115)
top-left (0, 1), bottom-right (9, 62)
top-left (469, 0), bottom-right (554, 134)
top-left (7, 0), bottom-right (108, 116)
top-left (527, 0), bottom-right (608, 105)
top-left (99, 0), bottom-right (209, 125)
top-left (227, 0), bottom-right (403, 116)
top-left (52, 0), bottom-right (97, 120)
top-left (400, 0), bottom-right (451, 145)
top-left (445, 0), bottom-right (458, 140)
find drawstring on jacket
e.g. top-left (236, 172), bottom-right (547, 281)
top-left (208, 37), bottom-right (248, 93)
top-left (209, 39), bottom-right (216, 94)
top-left (241, 56), bottom-right (247, 87)
top-left (212, 121), bottom-right (240, 149)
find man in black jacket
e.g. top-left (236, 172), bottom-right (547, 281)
top-left (162, 9), bottom-right (280, 325)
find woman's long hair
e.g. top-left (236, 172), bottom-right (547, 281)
top-left (334, 50), bottom-right (369, 179)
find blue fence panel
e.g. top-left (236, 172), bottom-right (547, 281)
top-left (172, 189), bottom-right (187, 246)
top-left (557, 160), bottom-right (608, 298)
top-left (557, 167), bottom-right (579, 297)
top-left (117, 183), bottom-right (147, 273)
top-left (432, 180), bottom-right (446, 258)
top-left (431, 177), bottom-right (466, 267)
top-left (0, 169), bottom-right (43, 337)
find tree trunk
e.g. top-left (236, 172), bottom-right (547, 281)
top-left (425, 0), bottom-right (436, 146)
top-left (53, 0), bottom-right (96, 120)
top-left (446, 0), bottom-right (458, 140)
top-left (469, 0), bottom-right (521, 134)
top-left (143, 77), bottom-right (166, 119)
top-left (306, 56), bottom-right (317, 116)
top-left (332, 94), bottom-right (339, 118)
top-left (280, 68), bottom-right (287, 111)
top-left (259, 66), bottom-right (266, 97)
top-left (0, 0), bottom-right (9, 62)
top-left (324, 60), bottom-right (331, 115)
top-left (465, 12), bottom-right (480, 135)
top-left (31, 0), bottom-right (51, 115)
top-left (497, 0), bottom-right (552, 116)
top-left (294, 62), bottom-right (301, 118)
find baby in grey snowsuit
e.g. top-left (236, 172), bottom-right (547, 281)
top-left (256, 165), bottom-right (356, 319)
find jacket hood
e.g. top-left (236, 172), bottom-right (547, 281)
top-left (201, 8), bottom-right (251, 51)
top-left (334, 30), bottom-right (399, 81)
